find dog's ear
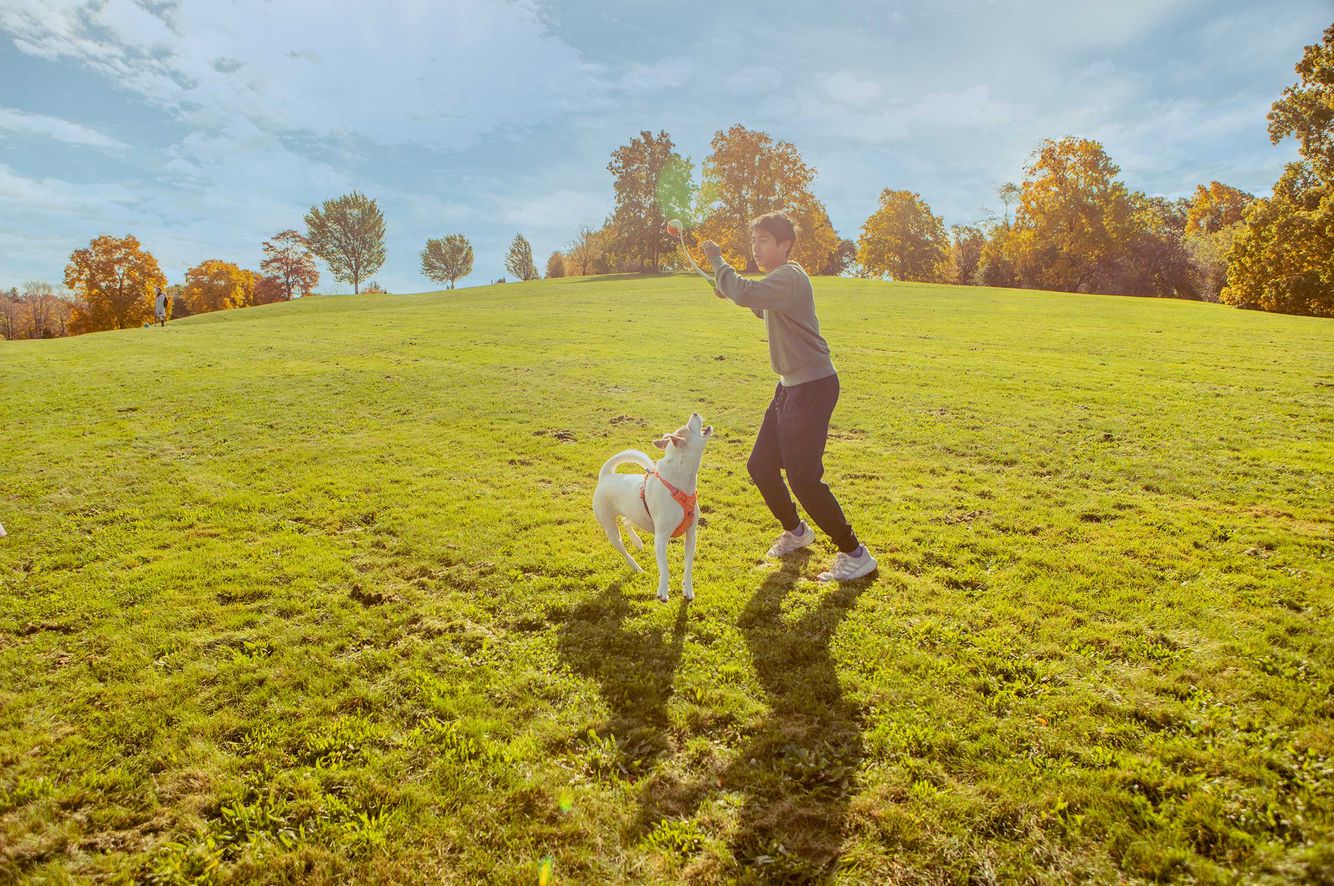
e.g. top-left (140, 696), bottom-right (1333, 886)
top-left (654, 432), bottom-right (685, 449)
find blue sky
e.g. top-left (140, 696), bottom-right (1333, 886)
top-left (1, 0), bottom-right (1329, 293)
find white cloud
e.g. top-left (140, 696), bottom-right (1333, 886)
top-left (0, 106), bottom-right (126, 148)
top-left (1, 0), bottom-right (1324, 292)
top-left (0, 0), bottom-right (610, 151)
top-left (619, 56), bottom-right (693, 91)
top-left (0, 162), bottom-right (139, 211)
top-left (821, 71), bottom-right (882, 105)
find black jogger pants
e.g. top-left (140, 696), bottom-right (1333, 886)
top-left (746, 373), bottom-right (858, 553)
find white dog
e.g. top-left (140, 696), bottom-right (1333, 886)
top-left (593, 412), bottom-right (713, 602)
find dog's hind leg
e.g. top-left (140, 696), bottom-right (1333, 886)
top-left (597, 507), bottom-right (643, 573)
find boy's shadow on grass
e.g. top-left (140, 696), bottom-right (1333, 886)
top-left (555, 579), bottom-right (688, 778)
top-left (639, 551), bottom-right (873, 879)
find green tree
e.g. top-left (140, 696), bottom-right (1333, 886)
top-left (420, 234), bottom-right (474, 290)
top-left (505, 234), bottom-right (539, 281)
top-left (856, 189), bottom-right (948, 282)
top-left (607, 130), bottom-right (694, 273)
top-left (304, 191), bottom-right (386, 294)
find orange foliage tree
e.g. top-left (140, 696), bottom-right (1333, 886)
top-left (64, 234), bottom-right (166, 333)
top-left (695, 124), bottom-right (837, 274)
top-left (260, 230), bottom-right (320, 299)
top-left (856, 189), bottom-right (949, 282)
top-left (1009, 137), bottom-right (1136, 292)
top-left (182, 260), bottom-right (256, 314)
top-left (1185, 182), bottom-right (1254, 236)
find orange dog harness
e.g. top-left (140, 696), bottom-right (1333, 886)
top-left (640, 470), bottom-right (698, 538)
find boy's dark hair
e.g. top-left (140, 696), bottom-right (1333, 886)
top-left (750, 210), bottom-right (799, 252)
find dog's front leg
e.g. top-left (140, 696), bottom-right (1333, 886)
top-left (654, 530), bottom-right (671, 603)
top-left (682, 516), bottom-right (697, 602)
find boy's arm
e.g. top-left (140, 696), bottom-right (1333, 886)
top-left (710, 260), bottom-right (800, 312)
top-left (714, 287), bottom-right (765, 319)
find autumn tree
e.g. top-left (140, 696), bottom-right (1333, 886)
top-left (1222, 162), bottom-right (1333, 316)
top-left (505, 234), bottom-right (539, 281)
top-left (1105, 194), bottom-right (1197, 299)
top-left (696, 124), bottom-right (821, 272)
top-left (166, 284), bottom-right (191, 318)
top-left (64, 234), bottom-right (166, 333)
top-left (546, 251), bottom-right (565, 278)
top-left (606, 130), bottom-right (694, 273)
top-left (975, 184), bottom-right (1022, 287)
top-left (996, 182), bottom-right (1021, 226)
top-left (566, 225), bottom-right (606, 276)
top-left (0, 287), bottom-right (22, 340)
top-left (947, 226), bottom-right (986, 285)
top-left (786, 192), bottom-right (841, 274)
top-left (1008, 137), bottom-right (1136, 292)
top-left (1185, 182), bottom-right (1254, 236)
top-left (821, 239), bottom-right (857, 276)
top-left (1223, 24), bottom-right (1334, 317)
top-left (304, 191), bottom-right (386, 294)
top-left (420, 234), bottom-right (474, 289)
top-left (975, 227), bottom-right (1019, 287)
top-left (1178, 182), bottom-right (1253, 300)
top-left (26, 281), bottom-right (73, 337)
top-left (1268, 23), bottom-right (1334, 179)
top-left (182, 260), bottom-right (256, 314)
top-left (251, 275), bottom-right (288, 306)
top-left (260, 229), bottom-right (320, 300)
top-left (857, 189), bottom-right (949, 282)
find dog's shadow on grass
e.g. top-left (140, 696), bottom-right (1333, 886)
top-left (555, 578), bottom-right (688, 778)
top-left (635, 551), bottom-right (874, 879)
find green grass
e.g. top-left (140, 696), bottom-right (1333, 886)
top-left (1, 274), bottom-right (1331, 883)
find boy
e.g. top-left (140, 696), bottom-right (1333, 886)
top-left (700, 211), bottom-right (877, 582)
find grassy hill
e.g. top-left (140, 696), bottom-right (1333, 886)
top-left (1, 275), bottom-right (1330, 883)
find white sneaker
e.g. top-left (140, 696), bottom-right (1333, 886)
top-left (817, 548), bottom-right (877, 582)
top-left (767, 523), bottom-right (814, 558)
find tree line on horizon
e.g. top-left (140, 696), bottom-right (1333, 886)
top-left (4, 24), bottom-right (1328, 340)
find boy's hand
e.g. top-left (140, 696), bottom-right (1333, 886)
top-left (713, 288), bottom-right (725, 299)
top-left (700, 240), bottom-right (723, 264)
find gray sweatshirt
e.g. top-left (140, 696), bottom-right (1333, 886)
top-left (710, 258), bottom-right (836, 387)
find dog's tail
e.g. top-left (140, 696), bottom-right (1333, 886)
top-left (599, 449), bottom-right (655, 479)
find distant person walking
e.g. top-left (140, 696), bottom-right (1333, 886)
top-left (154, 286), bottom-right (167, 327)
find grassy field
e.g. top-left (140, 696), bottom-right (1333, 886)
top-left (1, 274), bottom-right (1331, 883)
